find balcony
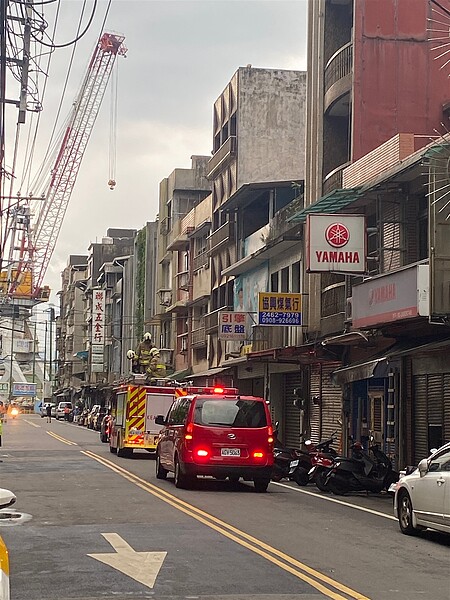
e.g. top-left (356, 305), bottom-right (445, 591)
top-left (176, 271), bottom-right (190, 291)
top-left (321, 281), bottom-right (346, 335)
top-left (324, 42), bottom-right (352, 115)
top-left (208, 221), bottom-right (235, 254)
top-left (204, 306), bottom-right (233, 333)
top-left (191, 325), bottom-right (206, 348)
top-left (207, 136), bottom-right (237, 179)
top-left (193, 250), bottom-right (209, 271)
top-left (157, 288), bottom-right (172, 307)
top-left (166, 220), bottom-right (194, 251)
top-left (322, 162), bottom-right (351, 196)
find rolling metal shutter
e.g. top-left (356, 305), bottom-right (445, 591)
top-left (283, 371), bottom-right (303, 448)
top-left (413, 374), bottom-right (428, 463)
top-left (444, 374), bottom-right (450, 444)
top-left (321, 363), bottom-right (342, 442)
top-left (310, 366), bottom-right (321, 443)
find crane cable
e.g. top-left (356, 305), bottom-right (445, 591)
top-left (108, 59), bottom-right (118, 190)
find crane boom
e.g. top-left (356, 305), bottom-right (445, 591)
top-left (29, 32), bottom-right (127, 298)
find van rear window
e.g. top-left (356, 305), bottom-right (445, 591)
top-left (193, 398), bottom-right (267, 428)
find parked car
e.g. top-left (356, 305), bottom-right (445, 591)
top-left (40, 402), bottom-right (56, 418)
top-left (155, 390), bottom-right (274, 492)
top-left (86, 405), bottom-right (101, 429)
top-left (93, 406), bottom-right (108, 431)
top-left (55, 401), bottom-right (73, 420)
top-left (394, 442), bottom-right (450, 535)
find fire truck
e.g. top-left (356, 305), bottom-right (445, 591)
top-left (109, 378), bottom-right (237, 458)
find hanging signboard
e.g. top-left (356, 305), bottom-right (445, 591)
top-left (0, 382), bottom-right (9, 394)
top-left (257, 293), bottom-right (302, 326)
top-left (12, 382), bottom-right (37, 397)
top-left (306, 214), bottom-right (366, 273)
top-left (91, 289), bottom-right (105, 374)
top-left (218, 312), bottom-right (249, 340)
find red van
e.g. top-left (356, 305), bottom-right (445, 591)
top-left (155, 389), bottom-right (274, 492)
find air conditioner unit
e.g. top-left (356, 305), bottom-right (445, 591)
top-left (345, 297), bottom-right (353, 323)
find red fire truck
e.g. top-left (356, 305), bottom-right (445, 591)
top-left (109, 380), bottom-right (238, 458)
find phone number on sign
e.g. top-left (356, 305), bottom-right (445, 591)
top-left (259, 312), bottom-right (301, 325)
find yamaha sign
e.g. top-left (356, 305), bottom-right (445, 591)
top-left (306, 214), bottom-right (366, 273)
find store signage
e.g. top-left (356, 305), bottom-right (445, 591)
top-left (12, 382), bottom-right (37, 397)
top-left (351, 264), bottom-right (429, 328)
top-left (257, 293), bottom-right (302, 326)
top-left (218, 312), bottom-right (249, 341)
top-left (0, 382), bottom-right (9, 393)
top-left (91, 289), bottom-right (105, 375)
top-left (13, 339), bottom-right (32, 353)
top-left (306, 214), bottom-right (366, 273)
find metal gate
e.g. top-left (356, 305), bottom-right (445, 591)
top-left (283, 371), bottom-right (303, 448)
top-left (413, 373), bottom-right (445, 463)
top-left (310, 362), bottom-right (342, 444)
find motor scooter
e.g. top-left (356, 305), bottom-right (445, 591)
top-left (290, 431), bottom-right (338, 488)
top-left (272, 423), bottom-right (309, 484)
top-left (323, 441), bottom-right (399, 495)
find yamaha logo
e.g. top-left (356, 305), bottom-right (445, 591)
top-left (325, 222), bottom-right (350, 248)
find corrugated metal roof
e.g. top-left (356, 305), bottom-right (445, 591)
top-left (288, 187), bottom-right (365, 223)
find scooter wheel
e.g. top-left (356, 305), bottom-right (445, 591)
top-left (314, 469), bottom-right (330, 492)
top-left (327, 478), bottom-right (348, 495)
top-left (292, 467), bottom-right (309, 486)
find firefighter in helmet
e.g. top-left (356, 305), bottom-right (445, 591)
top-left (134, 332), bottom-right (156, 374)
top-left (146, 347), bottom-right (167, 381)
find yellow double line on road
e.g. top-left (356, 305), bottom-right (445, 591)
top-left (82, 450), bottom-right (370, 600)
top-left (47, 431), bottom-right (78, 446)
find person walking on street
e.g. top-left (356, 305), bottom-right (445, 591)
top-left (46, 403), bottom-right (52, 423)
top-left (64, 405), bottom-right (70, 421)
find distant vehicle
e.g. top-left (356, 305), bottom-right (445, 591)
top-left (55, 402), bottom-right (73, 420)
top-left (156, 389), bottom-right (274, 492)
top-left (86, 405), bottom-right (101, 429)
top-left (100, 414), bottom-right (112, 443)
top-left (93, 406), bottom-right (108, 431)
top-left (394, 442), bottom-right (450, 535)
top-left (40, 402), bottom-right (56, 418)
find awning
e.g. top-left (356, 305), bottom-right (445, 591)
top-left (332, 357), bottom-right (388, 385)
top-left (190, 367), bottom-right (231, 379)
top-left (167, 368), bottom-right (192, 381)
top-left (288, 186), bottom-right (365, 223)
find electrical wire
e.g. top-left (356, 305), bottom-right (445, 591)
top-left (30, 0), bottom-right (97, 49)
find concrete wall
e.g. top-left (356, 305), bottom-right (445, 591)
top-left (237, 67), bottom-right (307, 187)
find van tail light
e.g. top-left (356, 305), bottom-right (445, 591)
top-left (196, 448), bottom-right (209, 457)
top-left (253, 451), bottom-right (264, 459)
top-left (185, 422), bottom-right (194, 441)
top-left (267, 426), bottom-right (274, 448)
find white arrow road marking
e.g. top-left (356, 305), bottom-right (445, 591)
top-left (87, 533), bottom-right (167, 589)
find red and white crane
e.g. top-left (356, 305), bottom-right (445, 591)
top-left (2, 31), bottom-right (127, 303)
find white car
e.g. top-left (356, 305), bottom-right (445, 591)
top-left (55, 401), bottom-right (73, 420)
top-left (394, 442), bottom-right (450, 535)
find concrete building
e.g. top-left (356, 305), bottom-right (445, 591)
top-left (56, 255), bottom-right (88, 393)
top-left (295, 0), bottom-right (450, 463)
top-left (154, 156), bottom-right (211, 378)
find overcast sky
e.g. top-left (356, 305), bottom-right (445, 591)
top-left (5, 0), bottom-right (308, 304)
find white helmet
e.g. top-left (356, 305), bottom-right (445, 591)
top-left (143, 332), bottom-right (152, 341)
top-left (126, 350), bottom-right (136, 360)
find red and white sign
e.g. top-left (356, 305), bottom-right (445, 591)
top-left (306, 214), bottom-right (366, 273)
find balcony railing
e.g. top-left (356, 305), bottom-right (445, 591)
top-left (322, 161), bottom-right (351, 196)
top-left (324, 42), bottom-right (353, 94)
top-left (193, 250), bottom-right (209, 271)
top-left (209, 221), bottom-right (235, 254)
top-left (176, 271), bottom-right (190, 291)
top-left (191, 325), bottom-right (206, 347)
top-left (207, 136), bottom-right (237, 179)
top-left (321, 282), bottom-right (346, 318)
top-left (204, 306), bottom-right (233, 333)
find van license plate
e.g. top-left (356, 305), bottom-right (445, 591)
top-left (221, 448), bottom-right (240, 457)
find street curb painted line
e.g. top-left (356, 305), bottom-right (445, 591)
top-left (82, 450), bottom-right (370, 600)
top-left (46, 431), bottom-right (78, 446)
top-left (272, 482), bottom-right (397, 521)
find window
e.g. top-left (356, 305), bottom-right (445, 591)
top-left (193, 398), bottom-right (267, 428)
top-left (291, 261), bottom-right (301, 293)
top-left (167, 398), bottom-right (191, 425)
top-left (429, 448), bottom-right (450, 472)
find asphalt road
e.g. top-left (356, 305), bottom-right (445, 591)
top-left (0, 414), bottom-right (448, 600)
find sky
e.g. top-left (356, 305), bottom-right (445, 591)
top-left (4, 0), bottom-right (308, 305)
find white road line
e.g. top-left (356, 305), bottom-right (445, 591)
top-left (272, 481), bottom-right (397, 521)
top-left (23, 419), bottom-right (40, 428)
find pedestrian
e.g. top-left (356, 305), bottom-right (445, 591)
top-left (64, 405), bottom-right (70, 421)
top-left (46, 403), bottom-right (52, 423)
